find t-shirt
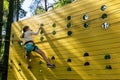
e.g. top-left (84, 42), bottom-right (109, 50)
top-left (24, 29), bottom-right (40, 42)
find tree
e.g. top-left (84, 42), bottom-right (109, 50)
top-left (1, 0), bottom-right (14, 79)
top-left (35, 0), bottom-right (74, 15)
top-left (54, 0), bottom-right (74, 8)
top-left (16, 0), bottom-right (20, 21)
top-left (45, 0), bottom-right (47, 11)
top-left (0, 0), bottom-right (3, 63)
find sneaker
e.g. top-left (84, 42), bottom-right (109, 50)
top-left (47, 64), bottom-right (55, 68)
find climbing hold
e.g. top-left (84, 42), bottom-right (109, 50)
top-left (18, 40), bottom-right (23, 46)
top-left (104, 54), bottom-right (111, 60)
top-left (10, 66), bottom-right (13, 69)
top-left (84, 52), bottom-right (89, 57)
top-left (12, 40), bottom-right (13, 44)
top-left (67, 16), bottom-right (71, 20)
top-left (52, 30), bottom-right (56, 35)
top-left (27, 66), bottom-right (32, 69)
top-left (51, 56), bottom-right (55, 60)
top-left (67, 22), bottom-right (72, 28)
top-left (84, 22), bottom-right (89, 28)
top-left (102, 22), bottom-right (109, 29)
top-left (10, 60), bottom-right (13, 63)
top-left (83, 14), bottom-right (88, 20)
top-left (40, 30), bottom-right (44, 34)
top-left (67, 31), bottom-right (72, 36)
top-left (12, 34), bottom-right (14, 38)
top-left (101, 13), bottom-right (107, 19)
top-left (67, 58), bottom-right (72, 62)
top-left (84, 62), bottom-right (90, 66)
top-left (40, 36), bottom-right (44, 41)
top-left (105, 65), bottom-right (112, 70)
top-left (18, 63), bottom-right (21, 66)
top-left (67, 67), bottom-right (72, 71)
top-left (101, 5), bottom-right (107, 11)
top-left (39, 69), bottom-right (43, 73)
top-left (29, 59), bottom-right (32, 62)
top-left (52, 23), bottom-right (56, 28)
top-left (18, 69), bottom-right (21, 72)
top-left (39, 61), bottom-right (43, 64)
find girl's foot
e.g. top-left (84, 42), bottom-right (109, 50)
top-left (47, 64), bottom-right (55, 68)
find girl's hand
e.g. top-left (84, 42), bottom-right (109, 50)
top-left (40, 23), bottom-right (44, 27)
top-left (39, 26), bottom-right (42, 29)
top-left (39, 23), bottom-right (44, 29)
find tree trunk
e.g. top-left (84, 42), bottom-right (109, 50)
top-left (45, 0), bottom-right (48, 11)
top-left (0, 0), bottom-right (3, 37)
top-left (16, 0), bottom-right (20, 21)
top-left (2, 0), bottom-right (14, 80)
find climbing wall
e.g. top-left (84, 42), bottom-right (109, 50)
top-left (8, 0), bottom-right (120, 80)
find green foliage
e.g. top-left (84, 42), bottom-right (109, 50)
top-left (35, 0), bottom-right (73, 15)
top-left (54, 0), bottom-right (73, 8)
top-left (35, 6), bottom-right (46, 15)
top-left (4, 0), bottom-right (9, 11)
top-left (0, 42), bottom-right (5, 61)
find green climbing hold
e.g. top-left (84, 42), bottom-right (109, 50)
top-left (101, 13), bottom-right (107, 19)
top-left (67, 31), bottom-right (72, 36)
top-left (10, 66), bottom-right (13, 69)
top-left (84, 62), bottom-right (90, 66)
top-left (39, 69), bottom-right (43, 73)
top-left (84, 22), bottom-right (89, 28)
top-left (67, 16), bottom-right (71, 20)
top-left (40, 30), bottom-right (44, 34)
top-left (51, 56), bottom-right (55, 60)
top-left (12, 40), bottom-right (13, 44)
top-left (104, 54), bottom-right (111, 59)
top-left (29, 59), bottom-right (32, 62)
top-left (67, 58), bottom-right (72, 62)
top-left (84, 52), bottom-right (89, 57)
top-left (18, 63), bottom-right (21, 66)
top-left (39, 61), bottom-right (43, 64)
top-left (105, 65), bottom-right (112, 70)
top-left (18, 69), bottom-right (21, 71)
top-left (67, 67), bottom-right (72, 71)
top-left (40, 36), bottom-right (44, 41)
top-left (52, 23), bottom-right (56, 28)
top-left (10, 60), bottom-right (13, 63)
top-left (52, 30), bottom-right (56, 35)
top-left (12, 34), bottom-right (14, 38)
top-left (67, 22), bottom-right (72, 28)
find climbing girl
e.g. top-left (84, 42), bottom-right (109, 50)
top-left (21, 25), bottom-right (54, 69)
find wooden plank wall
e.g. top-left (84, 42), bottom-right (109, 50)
top-left (8, 0), bottom-right (120, 80)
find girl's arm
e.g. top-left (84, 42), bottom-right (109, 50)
top-left (30, 26), bottom-right (42, 35)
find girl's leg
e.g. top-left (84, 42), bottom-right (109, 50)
top-left (26, 53), bottom-right (31, 68)
top-left (35, 48), bottom-right (52, 65)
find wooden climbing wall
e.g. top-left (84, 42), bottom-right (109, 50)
top-left (8, 0), bottom-right (120, 80)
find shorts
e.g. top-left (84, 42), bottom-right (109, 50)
top-left (25, 42), bottom-right (38, 54)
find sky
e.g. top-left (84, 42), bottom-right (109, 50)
top-left (21, 0), bottom-right (57, 20)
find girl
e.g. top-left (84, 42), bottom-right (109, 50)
top-left (21, 25), bottom-right (54, 68)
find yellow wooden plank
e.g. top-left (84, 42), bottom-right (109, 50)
top-left (8, 0), bottom-right (120, 80)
